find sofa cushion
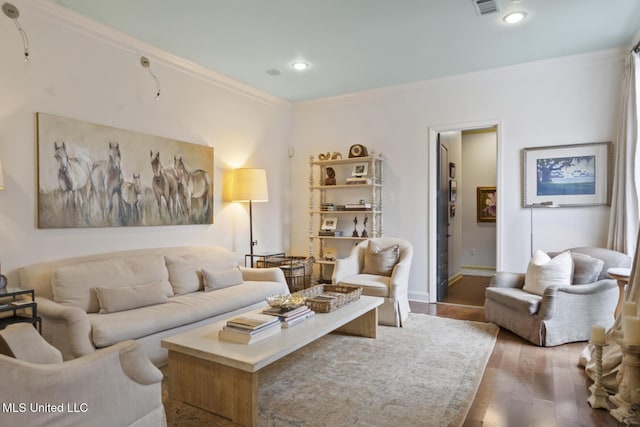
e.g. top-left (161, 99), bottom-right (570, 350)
top-left (166, 251), bottom-right (239, 295)
top-left (89, 280), bottom-right (289, 347)
top-left (52, 255), bottom-right (173, 313)
top-left (95, 281), bottom-right (169, 314)
top-left (485, 287), bottom-right (542, 315)
top-left (571, 252), bottom-right (605, 285)
top-left (523, 250), bottom-right (573, 296)
top-left (363, 241), bottom-right (399, 276)
top-left (337, 273), bottom-right (390, 297)
top-left (202, 267), bottom-right (243, 291)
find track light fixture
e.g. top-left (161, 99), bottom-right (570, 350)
top-left (140, 56), bottom-right (161, 100)
top-left (2, 2), bottom-right (29, 61)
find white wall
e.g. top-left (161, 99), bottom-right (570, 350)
top-left (0, 1), bottom-right (292, 282)
top-left (290, 49), bottom-right (623, 302)
top-left (461, 131), bottom-right (497, 270)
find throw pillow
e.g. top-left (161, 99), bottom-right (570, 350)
top-left (363, 241), bottom-right (400, 276)
top-left (95, 281), bottom-right (169, 314)
top-left (523, 250), bottom-right (573, 296)
top-left (202, 267), bottom-right (244, 292)
top-left (570, 252), bottom-right (605, 285)
top-left (165, 255), bottom-right (201, 295)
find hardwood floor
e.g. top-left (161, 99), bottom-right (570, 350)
top-left (409, 302), bottom-right (618, 427)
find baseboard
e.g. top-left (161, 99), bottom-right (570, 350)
top-left (461, 265), bottom-right (496, 277)
top-left (448, 273), bottom-right (463, 286)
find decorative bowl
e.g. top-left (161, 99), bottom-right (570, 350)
top-left (265, 294), bottom-right (306, 309)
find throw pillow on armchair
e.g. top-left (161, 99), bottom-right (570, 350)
top-left (522, 250), bottom-right (573, 295)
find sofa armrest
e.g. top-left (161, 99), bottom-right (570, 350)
top-left (239, 266), bottom-right (287, 284)
top-left (537, 279), bottom-right (618, 320)
top-left (490, 272), bottom-right (525, 289)
top-left (0, 340), bottom-right (165, 427)
top-left (36, 297), bottom-right (96, 359)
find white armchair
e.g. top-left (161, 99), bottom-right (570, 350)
top-left (332, 238), bottom-right (413, 326)
top-left (0, 323), bottom-right (166, 427)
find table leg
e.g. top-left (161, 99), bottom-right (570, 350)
top-left (615, 280), bottom-right (626, 319)
top-left (336, 307), bottom-right (378, 338)
top-left (168, 350), bottom-right (258, 427)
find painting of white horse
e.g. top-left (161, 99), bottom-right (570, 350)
top-left (37, 113), bottom-right (214, 228)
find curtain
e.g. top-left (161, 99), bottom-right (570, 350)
top-left (607, 50), bottom-right (640, 256)
top-left (581, 48), bottom-right (640, 391)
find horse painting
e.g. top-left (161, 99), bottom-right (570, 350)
top-left (38, 113), bottom-right (214, 228)
top-left (174, 156), bottom-right (212, 222)
top-left (150, 151), bottom-right (179, 220)
top-left (54, 142), bottom-right (92, 212)
top-left (122, 173), bottom-right (143, 224)
top-left (90, 142), bottom-right (124, 223)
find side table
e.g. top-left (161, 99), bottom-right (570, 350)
top-left (608, 267), bottom-right (632, 319)
top-left (0, 287), bottom-right (41, 333)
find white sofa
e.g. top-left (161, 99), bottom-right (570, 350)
top-left (19, 246), bottom-right (289, 366)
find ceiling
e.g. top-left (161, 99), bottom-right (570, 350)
top-left (50, 0), bottom-right (640, 102)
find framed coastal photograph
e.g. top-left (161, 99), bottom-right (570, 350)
top-left (477, 187), bottom-right (496, 223)
top-left (522, 141), bottom-right (611, 207)
top-left (37, 113), bottom-right (214, 228)
top-left (351, 163), bottom-right (368, 177)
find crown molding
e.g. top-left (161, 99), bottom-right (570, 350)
top-left (294, 47), bottom-right (625, 108)
top-left (27, 0), bottom-right (290, 108)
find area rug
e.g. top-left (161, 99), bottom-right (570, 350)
top-left (163, 313), bottom-right (499, 427)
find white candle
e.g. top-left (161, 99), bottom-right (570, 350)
top-left (591, 325), bottom-right (606, 345)
top-left (624, 316), bottom-right (640, 345)
top-left (623, 301), bottom-right (637, 317)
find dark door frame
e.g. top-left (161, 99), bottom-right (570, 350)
top-left (427, 120), bottom-right (503, 303)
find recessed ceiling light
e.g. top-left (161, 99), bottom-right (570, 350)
top-left (292, 61), bottom-right (309, 71)
top-left (503, 11), bottom-right (527, 24)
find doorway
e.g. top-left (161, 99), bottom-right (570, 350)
top-left (428, 121), bottom-right (502, 304)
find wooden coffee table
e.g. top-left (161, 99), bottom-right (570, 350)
top-left (161, 295), bottom-right (383, 427)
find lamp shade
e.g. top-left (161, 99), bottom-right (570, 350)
top-left (0, 158), bottom-right (4, 190)
top-left (231, 168), bottom-right (268, 202)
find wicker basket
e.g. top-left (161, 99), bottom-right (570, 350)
top-left (258, 256), bottom-right (315, 292)
top-left (295, 284), bottom-right (362, 313)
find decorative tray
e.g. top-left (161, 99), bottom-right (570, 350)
top-left (295, 284), bottom-right (362, 313)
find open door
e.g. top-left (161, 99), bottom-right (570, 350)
top-left (436, 135), bottom-right (449, 301)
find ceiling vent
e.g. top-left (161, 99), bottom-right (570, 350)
top-left (472, 0), bottom-right (501, 15)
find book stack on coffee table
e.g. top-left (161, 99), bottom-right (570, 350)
top-left (218, 313), bottom-right (282, 344)
top-left (262, 304), bottom-right (315, 328)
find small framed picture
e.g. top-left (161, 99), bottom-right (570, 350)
top-left (351, 163), bottom-right (368, 177)
top-left (321, 217), bottom-right (338, 231)
top-left (449, 162), bottom-right (456, 178)
top-left (449, 180), bottom-right (457, 202)
top-left (477, 186), bottom-right (497, 223)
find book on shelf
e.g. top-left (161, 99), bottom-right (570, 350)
top-left (225, 313), bottom-right (280, 332)
top-left (345, 177), bottom-right (372, 185)
top-left (318, 230), bottom-right (344, 237)
top-left (218, 322), bottom-right (281, 344)
top-left (344, 203), bottom-right (372, 211)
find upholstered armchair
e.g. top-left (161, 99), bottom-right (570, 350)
top-left (332, 237), bottom-right (413, 327)
top-left (0, 323), bottom-right (166, 427)
top-left (484, 247), bottom-right (632, 346)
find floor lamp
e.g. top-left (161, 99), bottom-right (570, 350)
top-left (232, 168), bottom-right (269, 267)
top-left (530, 201), bottom-right (557, 256)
